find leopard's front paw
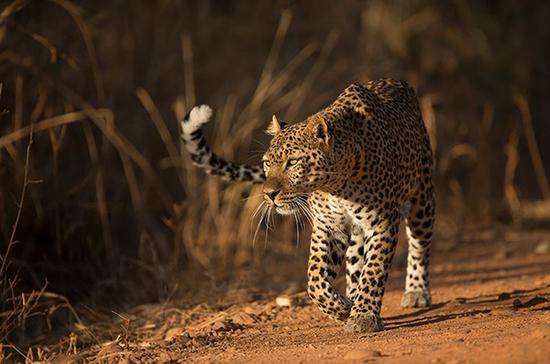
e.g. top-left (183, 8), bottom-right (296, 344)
top-left (400, 290), bottom-right (432, 308)
top-left (328, 299), bottom-right (352, 323)
top-left (344, 313), bottom-right (384, 333)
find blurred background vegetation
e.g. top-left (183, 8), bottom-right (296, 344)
top-left (1, 0), bottom-right (550, 348)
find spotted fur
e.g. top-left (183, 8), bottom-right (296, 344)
top-left (180, 78), bottom-right (435, 333)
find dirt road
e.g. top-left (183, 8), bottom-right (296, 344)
top-left (120, 230), bottom-right (550, 364)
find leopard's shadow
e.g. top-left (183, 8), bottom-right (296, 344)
top-left (384, 308), bottom-right (491, 330)
top-left (385, 301), bottom-right (448, 321)
top-left (382, 284), bottom-right (550, 330)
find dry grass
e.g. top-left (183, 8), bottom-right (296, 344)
top-left (0, 125), bottom-right (39, 344)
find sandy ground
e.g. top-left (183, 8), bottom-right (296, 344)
top-left (44, 229), bottom-right (550, 364)
top-left (121, 231), bottom-right (550, 364)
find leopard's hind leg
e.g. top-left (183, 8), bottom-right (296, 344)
top-left (401, 180), bottom-right (435, 308)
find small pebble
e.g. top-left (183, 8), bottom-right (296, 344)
top-left (276, 295), bottom-right (294, 307)
top-left (534, 240), bottom-right (550, 254)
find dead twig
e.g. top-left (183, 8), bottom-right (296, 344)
top-left (514, 93), bottom-right (550, 200)
top-left (0, 111), bottom-right (102, 149)
top-left (504, 131), bottom-right (521, 221)
top-left (0, 126), bottom-right (34, 275)
top-left (0, 126), bottom-right (47, 344)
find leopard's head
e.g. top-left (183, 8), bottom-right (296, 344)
top-left (261, 114), bottom-right (335, 215)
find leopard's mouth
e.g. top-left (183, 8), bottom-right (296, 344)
top-left (275, 204), bottom-right (298, 215)
top-left (267, 195), bottom-right (308, 215)
top-left (264, 194), bottom-right (307, 215)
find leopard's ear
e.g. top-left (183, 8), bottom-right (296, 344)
top-left (266, 115), bottom-right (286, 136)
top-left (306, 116), bottom-right (331, 147)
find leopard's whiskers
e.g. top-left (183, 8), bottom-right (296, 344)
top-left (292, 206), bottom-right (300, 248)
top-left (252, 202), bottom-right (268, 248)
top-left (295, 204), bottom-right (305, 232)
top-left (296, 197), bottom-right (314, 226)
top-left (264, 205), bottom-right (274, 248)
top-left (251, 200), bottom-right (265, 223)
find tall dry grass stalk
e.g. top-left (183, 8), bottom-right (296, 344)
top-left (0, 126), bottom-right (45, 344)
top-left (419, 95), bottom-right (437, 157)
top-left (514, 93), bottom-right (550, 201)
top-left (504, 131), bottom-right (520, 221)
top-left (0, 127), bottom-right (33, 281)
top-left (169, 11), bottom-right (338, 277)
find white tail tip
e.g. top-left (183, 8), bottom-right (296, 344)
top-left (181, 104), bottom-right (213, 134)
top-left (189, 104), bottom-right (212, 125)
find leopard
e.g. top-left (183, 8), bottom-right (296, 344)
top-left (179, 78), bottom-right (435, 333)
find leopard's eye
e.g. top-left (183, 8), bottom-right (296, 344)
top-left (286, 158), bottom-right (301, 169)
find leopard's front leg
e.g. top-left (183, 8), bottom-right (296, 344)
top-left (345, 207), bottom-right (400, 333)
top-left (306, 223), bottom-right (350, 322)
top-left (345, 226), bottom-right (366, 302)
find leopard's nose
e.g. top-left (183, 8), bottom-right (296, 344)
top-left (264, 190), bottom-right (280, 202)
